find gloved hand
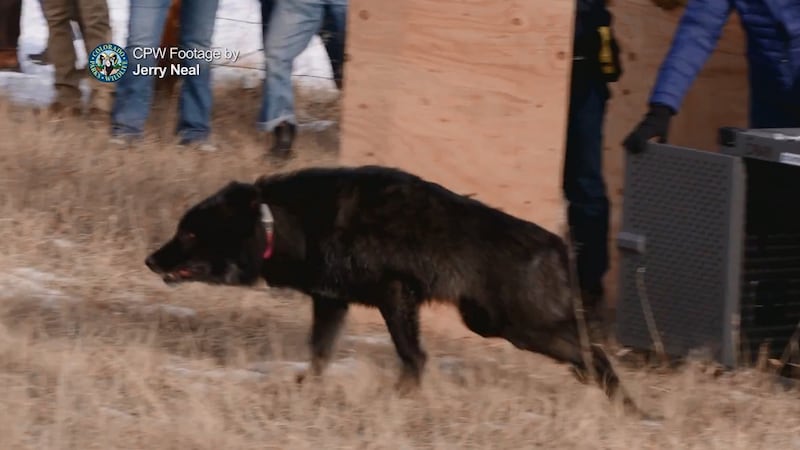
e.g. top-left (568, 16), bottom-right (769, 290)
top-left (622, 104), bottom-right (674, 154)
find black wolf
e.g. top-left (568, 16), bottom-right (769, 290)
top-left (145, 165), bottom-right (642, 413)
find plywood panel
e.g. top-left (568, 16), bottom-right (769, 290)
top-left (603, 1), bottom-right (749, 307)
top-left (339, 0), bottom-right (576, 234)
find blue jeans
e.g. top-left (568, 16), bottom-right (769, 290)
top-left (563, 70), bottom-right (611, 295)
top-left (257, 0), bottom-right (348, 132)
top-left (260, 0), bottom-right (345, 87)
top-left (111, 0), bottom-right (219, 142)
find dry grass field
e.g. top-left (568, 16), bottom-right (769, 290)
top-left (1, 85), bottom-right (800, 449)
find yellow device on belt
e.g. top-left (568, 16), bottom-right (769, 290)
top-left (598, 26), bottom-right (615, 75)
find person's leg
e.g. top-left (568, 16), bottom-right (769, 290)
top-left (70, 1), bottom-right (82, 41)
top-left (260, 0), bottom-right (276, 45)
top-left (42, 0), bottom-right (82, 114)
top-left (258, 0), bottom-right (324, 156)
top-left (563, 74), bottom-right (611, 319)
top-left (749, 92), bottom-right (800, 128)
top-left (174, 0), bottom-right (220, 145)
top-left (0, 0), bottom-right (22, 71)
top-left (320, 0), bottom-right (347, 90)
top-left (257, 0), bottom-right (276, 107)
top-left (76, 0), bottom-right (114, 116)
top-left (28, 0), bottom-right (77, 65)
top-left (110, 0), bottom-right (171, 139)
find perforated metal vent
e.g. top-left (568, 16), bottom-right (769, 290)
top-left (615, 143), bottom-right (745, 367)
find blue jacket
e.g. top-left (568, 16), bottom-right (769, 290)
top-left (649, 0), bottom-right (800, 126)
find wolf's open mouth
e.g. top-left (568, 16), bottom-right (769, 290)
top-left (163, 268), bottom-right (195, 283)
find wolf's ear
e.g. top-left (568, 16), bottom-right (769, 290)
top-left (220, 181), bottom-right (260, 215)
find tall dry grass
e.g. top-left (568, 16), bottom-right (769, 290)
top-left (1, 85), bottom-right (800, 449)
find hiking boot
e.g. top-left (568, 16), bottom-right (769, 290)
top-left (28, 49), bottom-right (49, 65)
top-left (109, 134), bottom-right (139, 148)
top-left (268, 121), bottom-right (296, 159)
top-left (178, 136), bottom-right (218, 152)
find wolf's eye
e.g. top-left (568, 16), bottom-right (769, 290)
top-left (178, 231), bottom-right (196, 246)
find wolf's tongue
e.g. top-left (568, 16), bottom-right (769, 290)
top-left (177, 269), bottom-right (192, 277)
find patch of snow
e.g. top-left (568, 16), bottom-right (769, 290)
top-left (50, 238), bottom-right (76, 249)
top-left (0, 268), bottom-right (194, 318)
top-left (0, 269), bottom-right (196, 319)
top-left (247, 360), bottom-right (308, 375)
top-left (728, 390), bottom-right (759, 402)
top-left (343, 334), bottom-right (392, 346)
top-left (98, 406), bottom-right (137, 421)
top-left (297, 119), bottom-right (336, 132)
top-left (163, 359), bottom-right (364, 383)
top-left (247, 357), bottom-right (361, 376)
top-left (9, 267), bottom-right (70, 283)
top-left (436, 356), bottom-right (463, 375)
top-left (165, 365), bottom-right (266, 382)
top-left (327, 356), bottom-right (362, 375)
top-left (139, 303), bottom-right (197, 319)
top-left (0, 267), bottom-right (75, 307)
top-left (639, 418), bottom-right (664, 428)
top-left (3, 0), bottom-right (336, 106)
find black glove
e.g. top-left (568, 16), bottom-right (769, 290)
top-left (622, 104), bottom-right (674, 154)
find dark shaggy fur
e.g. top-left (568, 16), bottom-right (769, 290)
top-left (145, 165), bottom-right (644, 414)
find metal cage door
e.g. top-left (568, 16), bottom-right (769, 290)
top-left (615, 142), bottom-right (746, 368)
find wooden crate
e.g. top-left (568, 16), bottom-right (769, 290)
top-left (339, 0), bottom-right (576, 234)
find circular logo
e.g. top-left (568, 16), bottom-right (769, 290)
top-left (88, 43), bottom-right (128, 83)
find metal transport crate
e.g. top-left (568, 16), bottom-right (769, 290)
top-left (615, 128), bottom-right (800, 369)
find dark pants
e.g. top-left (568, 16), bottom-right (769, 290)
top-left (0, 0), bottom-right (22, 50)
top-left (750, 94), bottom-right (800, 128)
top-left (563, 69), bottom-right (611, 299)
top-left (320, 3), bottom-right (346, 88)
top-left (748, 55), bottom-right (800, 128)
top-left (259, 0), bottom-right (346, 89)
